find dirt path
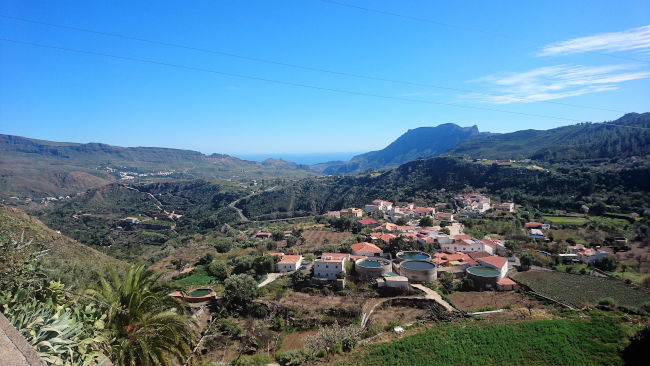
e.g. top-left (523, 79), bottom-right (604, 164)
top-left (258, 273), bottom-right (283, 288)
top-left (411, 284), bottom-right (456, 311)
top-left (227, 186), bottom-right (278, 223)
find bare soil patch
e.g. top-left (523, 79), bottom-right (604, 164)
top-left (279, 330), bottom-right (318, 352)
top-left (277, 291), bottom-right (365, 313)
top-left (369, 305), bottom-right (428, 329)
top-left (280, 229), bottom-right (353, 251)
top-left (448, 291), bottom-right (545, 312)
top-left (614, 241), bottom-right (650, 271)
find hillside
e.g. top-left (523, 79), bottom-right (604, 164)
top-left (0, 204), bottom-right (126, 288)
top-left (0, 134), bottom-right (317, 198)
top-left (238, 156), bottom-right (650, 219)
top-left (318, 123), bottom-right (486, 174)
top-left (446, 112), bottom-right (650, 160)
top-left (37, 180), bottom-right (248, 260)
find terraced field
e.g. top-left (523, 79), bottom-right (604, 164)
top-left (512, 270), bottom-right (650, 308)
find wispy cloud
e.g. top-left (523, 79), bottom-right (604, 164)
top-left (538, 25), bottom-right (650, 56)
top-left (465, 64), bottom-right (650, 104)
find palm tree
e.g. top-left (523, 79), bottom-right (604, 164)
top-left (87, 265), bottom-right (197, 366)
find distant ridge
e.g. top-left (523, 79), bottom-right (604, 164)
top-left (445, 112), bottom-right (650, 161)
top-left (0, 134), bottom-right (316, 198)
top-left (318, 123), bottom-right (489, 174)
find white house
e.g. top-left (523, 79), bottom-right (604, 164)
top-left (480, 238), bottom-right (497, 255)
top-left (313, 256), bottom-right (346, 280)
top-left (276, 255), bottom-right (303, 272)
top-left (372, 199), bottom-right (393, 211)
top-left (477, 256), bottom-right (508, 279)
top-left (440, 235), bottom-right (483, 253)
top-left (376, 275), bottom-right (409, 290)
top-left (567, 244), bottom-right (610, 264)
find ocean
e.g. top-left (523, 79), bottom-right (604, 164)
top-left (234, 152), bottom-right (361, 165)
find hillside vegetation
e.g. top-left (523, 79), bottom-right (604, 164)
top-left (0, 205), bottom-right (126, 287)
top-left (348, 315), bottom-right (630, 366)
top-left (238, 157), bottom-right (650, 219)
top-left (446, 112), bottom-right (650, 161)
top-left (37, 180), bottom-right (247, 259)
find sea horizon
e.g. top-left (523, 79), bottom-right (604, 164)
top-left (234, 151), bottom-right (363, 165)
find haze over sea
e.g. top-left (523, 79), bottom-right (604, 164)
top-left (235, 152), bottom-right (363, 165)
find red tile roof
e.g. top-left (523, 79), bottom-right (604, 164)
top-left (478, 256), bottom-right (508, 269)
top-left (350, 242), bottom-right (382, 254)
top-left (358, 219), bottom-right (378, 225)
top-left (468, 251), bottom-right (492, 260)
top-left (525, 222), bottom-right (543, 228)
top-left (278, 255), bottom-right (302, 265)
top-left (431, 252), bottom-right (477, 266)
top-left (497, 277), bottom-right (516, 286)
top-left (454, 234), bottom-right (471, 241)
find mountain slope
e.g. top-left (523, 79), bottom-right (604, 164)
top-left (238, 156), bottom-right (650, 220)
top-left (319, 123), bottom-right (487, 174)
top-left (446, 113), bottom-right (650, 160)
top-left (0, 205), bottom-right (127, 288)
top-left (0, 134), bottom-right (317, 198)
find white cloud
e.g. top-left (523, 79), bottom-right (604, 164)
top-left (466, 64), bottom-right (650, 104)
top-left (538, 25), bottom-right (650, 56)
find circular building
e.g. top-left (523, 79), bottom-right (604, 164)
top-left (355, 257), bottom-right (392, 279)
top-left (396, 251), bottom-right (431, 261)
top-left (466, 266), bottom-right (500, 290)
top-left (398, 260), bottom-right (437, 283)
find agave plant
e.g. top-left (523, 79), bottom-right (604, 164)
top-left (87, 265), bottom-right (198, 366)
top-left (1, 287), bottom-right (108, 365)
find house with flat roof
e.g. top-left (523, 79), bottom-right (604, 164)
top-left (314, 256), bottom-right (346, 280)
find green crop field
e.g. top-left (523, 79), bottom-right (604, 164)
top-left (512, 270), bottom-right (650, 308)
top-left (542, 216), bottom-right (588, 226)
top-left (349, 315), bottom-right (629, 366)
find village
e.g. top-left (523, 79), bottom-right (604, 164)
top-left (241, 195), bottom-right (611, 297)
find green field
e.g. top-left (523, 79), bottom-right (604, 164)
top-left (513, 270), bottom-right (650, 308)
top-left (349, 315), bottom-right (629, 366)
top-left (542, 216), bottom-right (588, 226)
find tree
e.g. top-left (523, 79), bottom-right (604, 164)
top-left (438, 272), bottom-right (455, 294)
top-left (622, 326), bottom-right (650, 365)
top-left (253, 255), bottom-right (275, 275)
top-left (458, 277), bottom-right (475, 291)
top-left (439, 227), bottom-right (450, 235)
top-left (590, 201), bottom-right (607, 216)
top-left (271, 231), bottom-right (285, 241)
top-left (419, 216), bottom-right (434, 227)
top-left (395, 217), bottom-right (408, 226)
top-left (214, 238), bottom-right (232, 253)
top-left (208, 261), bottom-right (231, 280)
top-left (224, 274), bottom-right (258, 312)
top-left (87, 265), bottom-right (197, 366)
top-left (197, 252), bottom-right (215, 265)
top-left (593, 256), bottom-right (617, 271)
top-left (286, 236), bottom-right (298, 248)
top-left (519, 252), bottom-right (535, 270)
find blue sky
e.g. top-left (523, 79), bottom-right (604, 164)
top-left (1, 0), bottom-right (649, 156)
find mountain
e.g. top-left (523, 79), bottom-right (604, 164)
top-left (446, 113), bottom-right (650, 161)
top-left (317, 123), bottom-right (488, 174)
top-left (0, 204), bottom-right (127, 288)
top-left (0, 134), bottom-right (317, 198)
